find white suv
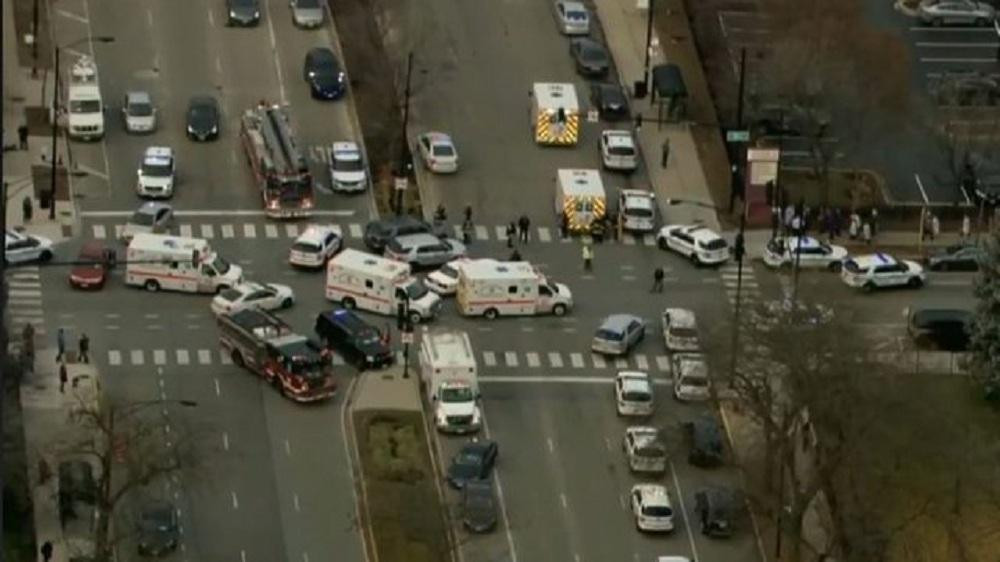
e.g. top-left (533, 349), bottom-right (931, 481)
top-left (618, 189), bottom-right (656, 232)
top-left (630, 484), bottom-right (675, 532)
top-left (289, 225), bottom-right (343, 268)
top-left (656, 224), bottom-right (729, 265)
top-left (763, 236), bottom-right (847, 270)
top-left (841, 253), bottom-right (926, 292)
top-left (328, 141), bottom-right (367, 193)
top-left (136, 146), bottom-right (176, 198)
top-left (615, 371), bottom-right (654, 416)
top-left (671, 353), bottom-right (710, 401)
top-left (600, 130), bottom-right (638, 171)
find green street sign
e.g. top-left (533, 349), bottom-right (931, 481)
top-left (726, 130), bottom-right (750, 143)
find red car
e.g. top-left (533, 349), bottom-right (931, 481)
top-left (68, 241), bottom-right (116, 290)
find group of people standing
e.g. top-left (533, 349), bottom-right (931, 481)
top-left (774, 203), bottom-right (882, 245)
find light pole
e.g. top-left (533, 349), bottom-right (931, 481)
top-left (49, 36), bottom-right (114, 219)
top-left (640, 0), bottom-right (656, 98)
top-left (395, 51), bottom-right (414, 216)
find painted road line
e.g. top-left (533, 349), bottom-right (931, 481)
top-left (8, 290), bottom-right (41, 298)
top-left (179, 224), bottom-right (193, 237)
top-left (93, 225), bottom-right (107, 239)
top-left (495, 225), bottom-right (507, 240)
top-left (153, 349), bottom-right (167, 365)
top-left (483, 351), bottom-right (497, 367)
top-left (548, 352), bottom-right (563, 368)
top-left (200, 224), bottom-right (214, 239)
top-left (538, 227), bottom-right (552, 242)
top-left (921, 57), bottom-right (997, 63)
top-left (614, 357), bottom-right (628, 369)
top-left (349, 223), bottom-right (363, 238)
top-left (570, 353), bottom-right (584, 368)
top-left (131, 350), bottom-right (145, 366)
top-left (526, 352), bottom-right (541, 368)
top-left (198, 349), bottom-right (212, 365)
top-left (265, 224), bottom-right (279, 238)
top-left (504, 352), bottom-right (519, 367)
top-left (114, 225), bottom-right (125, 240)
top-left (591, 353), bottom-right (606, 369)
top-left (480, 375), bottom-right (674, 385)
top-left (108, 350), bottom-right (122, 366)
top-left (656, 355), bottom-right (670, 372)
top-left (243, 224), bottom-right (257, 238)
top-left (220, 224), bottom-right (235, 239)
top-left (475, 225), bottom-right (488, 240)
top-left (176, 349), bottom-right (190, 365)
top-left (635, 354), bottom-right (649, 370)
top-left (285, 224), bottom-right (299, 238)
top-left (80, 209), bottom-right (356, 218)
top-left (219, 350), bottom-right (233, 365)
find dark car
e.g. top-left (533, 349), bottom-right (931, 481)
top-left (363, 216), bottom-right (436, 252)
top-left (68, 241), bottom-right (116, 291)
top-left (462, 479), bottom-right (498, 533)
top-left (694, 487), bottom-right (736, 538)
top-left (304, 48), bottom-right (346, 100)
top-left (226, 0), bottom-right (260, 26)
top-left (591, 82), bottom-right (629, 121)
top-left (137, 501), bottom-right (179, 556)
top-left (314, 308), bottom-right (394, 369)
top-left (926, 243), bottom-right (984, 272)
top-left (685, 415), bottom-right (724, 467)
top-left (907, 307), bottom-right (973, 352)
top-left (569, 38), bottom-right (610, 77)
top-left (186, 95), bottom-right (220, 141)
top-left (447, 440), bottom-right (498, 489)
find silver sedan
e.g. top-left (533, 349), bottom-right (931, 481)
top-left (918, 1), bottom-right (996, 26)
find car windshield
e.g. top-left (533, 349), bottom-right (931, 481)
top-left (438, 264), bottom-right (459, 279)
top-left (432, 144), bottom-right (455, 157)
top-left (625, 207), bottom-right (653, 218)
top-left (310, 61), bottom-right (338, 80)
top-left (220, 288), bottom-right (242, 301)
top-left (457, 453), bottom-right (483, 466)
top-left (670, 327), bottom-right (698, 339)
top-left (128, 102), bottom-right (153, 116)
top-left (597, 329), bottom-right (623, 341)
top-left (699, 238), bottom-right (728, 251)
top-left (843, 259), bottom-right (863, 274)
top-left (405, 279), bottom-right (429, 300)
top-left (142, 162), bottom-right (172, 177)
top-left (211, 255), bottom-right (231, 275)
top-left (129, 211), bottom-right (156, 226)
top-left (298, 0), bottom-right (320, 6)
top-left (69, 99), bottom-right (101, 113)
top-left (333, 156), bottom-right (363, 172)
top-left (582, 46), bottom-right (606, 61)
top-left (292, 241), bottom-right (321, 253)
top-left (190, 104), bottom-right (216, 122)
top-left (681, 375), bottom-right (709, 387)
top-left (609, 146), bottom-right (635, 156)
top-left (441, 387), bottom-right (475, 402)
top-left (642, 505), bottom-right (673, 517)
top-left (623, 389), bottom-right (652, 402)
top-left (566, 9), bottom-right (587, 20)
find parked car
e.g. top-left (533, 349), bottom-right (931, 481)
top-left (552, 0), bottom-right (590, 35)
top-left (69, 241), bottom-right (116, 290)
top-left (417, 132), bottom-right (459, 174)
top-left (590, 82), bottom-right (629, 121)
top-left (121, 202), bottom-right (173, 242)
top-left (615, 371), bottom-right (654, 416)
top-left (762, 236), bottom-right (847, 270)
top-left (304, 47), bottom-right (346, 100)
top-left (384, 233), bottom-right (465, 269)
top-left (462, 479), bottom-right (498, 533)
top-left (447, 440), bottom-right (499, 489)
top-left (328, 141), bottom-right (367, 192)
top-left (926, 243), bottom-right (984, 271)
top-left (907, 307), bottom-right (973, 351)
top-left (694, 487), bottom-right (737, 538)
top-left (363, 216), bottom-right (436, 252)
top-left (656, 224), bottom-right (729, 266)
top-left (425, 258), bottom-right (475, 296)
top-left (4, 228), bottom-right (53, 264)
top-left (592, 314), bottom-right (646, 356)
top-left (600, 130), bottom-right (638, 172)
top-left (137, 501), bottom-right (179, 556)
top-left (122, 90), bottom-right (156, 133)
top-left (290, 0), bottom-right (324, 27)
top-left (569, 38), bottom-right (610, 77)
top-left (225, 0), bottom-right (261, 26)
top-left (186, 95), bottom-right (219, 141)
top-left (289, 224), bottom-right (343, 268)
top-left (918, 0), bottom-right (995, 26)
top-left (314, 308), bottom-right (394, 369)
top-left (630, 484), bottom-right (675, 532)
top-left (685, 415), bottom-right (725, 467)
top-left (211, 282), bottom-right (295, 316)
top-left (840, 253), bottom-right (925, 292)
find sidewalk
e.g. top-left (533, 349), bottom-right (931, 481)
top-left (741, 227), bottom-right (970, 261)
top-left (594, 0), bottom-right (725, 232)
top-left (3, 0), bottom-right (76, 244)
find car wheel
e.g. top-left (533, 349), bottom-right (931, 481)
top-left (408, 311), bottom-right (423, 325)
top-left (282, 297), bottom-right (294, 309)
top-left (484, 308), bottom-right (499, 320)
top-left (908, 276), bottom-right (924, 288)
top-left (933, 17), bottom-right (943, 26)
top-left (689, 252), bottom-right (700, 265)
top-left (342, 297), bottom-right (356, 309)
top-left (144, 280), bottom-right (161, 292)
top-left (231, 350), bottom-right (245, 367)
top-left (39, 250), bottom-right (53, 262)
top-left (552, 303), bottom-right (567, 317)
top-left (827, 261), bottom-right (843, 273)
top-left (657, 237), bottom-right (669, 250)
top-left (862, 282), bottom-right (876, 293)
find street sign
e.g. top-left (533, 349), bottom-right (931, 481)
top-left (401, 332), bottom-right (414, 344)
top-left (394, 177), bottom-right (408, 191)
top-left (726, 130), bottom-right (750, 143)
top-left (587, 109), bottom-right (599, 123)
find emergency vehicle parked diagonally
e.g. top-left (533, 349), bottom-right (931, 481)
top-left (325, 249), bottom-right (442, 323)
top-left (217, 308), bottom-right (336, 402)
top-left (531, 83), bottom-right (580, 146)
top-left (456, 260), bottom-right (573, 319)
top-left (125, 234), bottom-right (243, 293)
top-left (240, 102), bottom-right (315, 218)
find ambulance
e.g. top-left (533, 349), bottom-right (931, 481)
top-left (66, 56), bottom-right (105, 141)
top-left (555, 168), bottom-right (607, 234)
top-left (531, 82), bottom-right (580, 146)
top-left (325, 249), bottom-right (442, 324)
top-left (125, 234), bottom-right (243, 293)
top-left (456, 260), bottom-right (573, 319)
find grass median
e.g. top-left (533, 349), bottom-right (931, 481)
top-left (353, 410), bottom-right (450, 562)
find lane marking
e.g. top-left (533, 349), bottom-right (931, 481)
top-left (208, 8), bottom-right (215, 27)
top-left (920, 57), bottom-right (997, 63)
top-left (55, 9), bottom-right (88, 23)
top-left (475, 225), bottom-right (488, 240)
top-left (264, 0), bottom-right (288, 103)
top-left (671, 460), bottom-right (701, 561)
top-left (504, 351), bottom-right (518, 367)
top-left (548, 352), bottom-right (563, 368)
top-left (222, 432), bottom-right (229, 451)
top-left (231, 491), bottom-right (239, 509)
top-left (80, 209), bottom-right (356, 217)
top-left (915, 41), bottom-right (999, 48)
top-left (285, 224), bottom-right (299, 238)
top-left (655, 355), bottom-right (670, 372)
top-left (198, 349), bottom-right (212, 365)
top-left (483, 351), bottom-right (497, 367)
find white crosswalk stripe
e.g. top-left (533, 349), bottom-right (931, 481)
top-left (200, 224), bottom-right (214, 239)
top-left (221, 224), bottom-right (235, 239)
top-left (114, 224), bottom-right (125, 240)
top-left (331, 354), bottom-right (346, 366)
top-left (265, 224), bottom-right (279, 238)
top-left (526, 352), bottom-right (540, 368)
top-left (108, 350), bottom-right (122, 366)
top-left (623, 236), bottom-right (636, 246)
top-left (538, 227), bottom-right (552, 242)
top-left (475, 225), bottom-right (488, 240)
top-left (570, 353), bottom-right (584, 368)
top-left (504, 351), bottom-right (519, 367)
top-left (220, 350), bottom-right (232, 365)
top-left (131, 350), bottom-right (145, 366)
top-left (285, 224), bottom-right (299, 238)
top-left (495, 226), bottom-right (507, 240)
top-left (655, 355), bottom-right (670, 372)
top-left (483, 351), bottom-right (497, 367)
top-left (635, 354), bottom-right (649, 370)
top-left (614, 357), bottom-right (628, 369)
top-left (348, 223), bottom-right (363, 238)
top-left (93, 225), bottom-right (106, 239)
top-left (153, 349), bottom-right (167, 365)
top-left (592, 353), bottom-right (607, 369)
top-left (243, 224), bottom-right (257, 238)
top-left (548, 352), bottom-right (563, 368)
top-left (198, 349), bottom-right (213, 365)
top-left (176, 349), bottom-right (190, 365)
top-left (179, 224), bottom-right (193, 237)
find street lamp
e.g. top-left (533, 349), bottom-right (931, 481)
top-left (394, 51), bottom-right (414, 216)
top-left (49, 35), bottom-right (114, 219)
top-left (639, 0), bottom-right (656, 99)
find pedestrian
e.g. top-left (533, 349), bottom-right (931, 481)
top-left (22, 323), bottom-right (35, 366)
top-left (791, 215), bottom-right (803, 237)
top-left (17, 124), bottom-right (28, 150)
top-left (40, 541), bottom-right (54, 562)
top-left (848, 212), bottom-right (861, 240)
top-left (559, 213), bottom-right (569, 239)
top-left (862, 221), bottom-right (872, 245)
top-left (461, 217), bottom-right (473, 244)
top-left (660, 138), bottom-right (671, 168)
top-left (922, 212), bottom-right (933, 241)
top-left (505, 221), bottom-right (516, 248)
top-left (832, 208), bottom-right (843, 239)
top-left (518, 215), bottom-right (530, 243)
top-left (582, 242), bottom-right (593, 271)
top-left (509, 248), bottom-right (522, 261)
top-left (870, 207), bottom-right (880, 237)
top-left (464, 205), bottom-right (472, 223)
top-left (78, 333), bottom-right (90, 364)
top-left (771, 206), bottom-right (781, 234)
top-left (930, 213), bottom-right (940, 241)
top-left (22, 196), bottom-right (33, 223)
top-left (59, 362), bottom-right (68, 393)
top-left (961, 214), bottom-right (971, 240)
top-left (434, 204), bottom-right (447, 223)
top-left (784, 204), bottom-right (796, 233)
top-left (56, 327), bottom-right (66, 361)
top-left (651, 267), bottom-right (665, 293)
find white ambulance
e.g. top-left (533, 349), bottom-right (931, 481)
top-left (555, 168), bottom-right (607, 234)
top-left (531, 82), bottom-right (580, 145)
top-left (325, 248), bottom-right (442, 324)
top-left (67, 56), bottom-right (105, 141)
top-left (456, 260), bottom-right (573, 319)
top-left (419, 330), bottom-right (481, 434)
top-left (125, 234), bottom-right (243, 293)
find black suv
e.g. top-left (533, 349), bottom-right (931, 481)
top-left (685, 415), bottom-right (724, 467)
top-left (363, 216), bottom-right (438, 252)
top-left (315, 308), bottom-right (393, 369)
top-left (694, 487), bottom-right (736, 537)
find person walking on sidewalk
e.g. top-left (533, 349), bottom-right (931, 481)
top-left (40, 541), bottom-right (54, 562)
top-left (59, 362), bottom-right (68, 393)
top-left (582, 242), bottom-right (593, 272)
top-left (862, 221), bottom-right (872, 245)
top-left (651, 267), bottom-right (665, 293)
top-left (506, 221), bottom-right (516, 248)
top-left (17, 124), bottom-right (29, 150)
top-left (79, 333), bottom-right (90, 364)
top-left (464, 205), bottom-right (472, 223)
top-left (660, 138), bottom-right (670, 168)
top-left (961, 214), bottom-right (971, 241)
top-left (22, 323), bottom-right (36, 365)
top-left (22, 196), bottom-right (33, 223)
top-left (56, 328), bottom-right (66, 361)
top-left (518, 215), bottom-right (531, 243)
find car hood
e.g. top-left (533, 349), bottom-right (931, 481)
top-left (139, 174), bottom-right (172, 187)
top-left (70, 264), bottom-right (105, 281)
top-left (438, 400), bottom-right (477, 416)
top-left (230, 5), bottom-right (258, 17)
top-left (332, 169), bottom-right (365, 184)
top-left (188, 114), bottom-right (216, 132)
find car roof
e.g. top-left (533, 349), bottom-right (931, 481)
top-left (393, 232), bottom-right (445, 247)
top-left (296, 224), bottom-right (341, 243)
top-left (675, 354), bottom-right (708, 375)
top-left (604, 130), bottom-right (635, 147)
top-left (601, 313), bottom-right (642, 331)
top-left (677, 224), bottom-right (723, 242)
top-left (370, 215), bottom-right (426, 230)
top-left (321, 307), bottom-right (373, 330)
top-left (621, 191), bottom-right (654, 209)
top-left (422, 131), bottom-right (453, 145)
top-left (460, 440), bottom-right (496, 454)
top-left (231, 281), bottom-right (266, 294)
top-left (784, 236), bottom-right (822, 249)
top-left (616, 370), bottom-right (650, 384)
top-left (633, 483), bottom-right (670, 504)
top-left (561, 1), bottom-right (587, 10)
top-left (126, 91), bottom-right (151, 104)
top-left (143, 146), bottom-right (173, 159)
top-left (848, 252), bottom-right (897, 268)
top-left (663, 307), bottom-right (696, 328)
top-left (331, 141), bottom-right (360, 156)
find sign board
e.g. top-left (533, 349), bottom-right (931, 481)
top-left (587, 109), bottom-right (599, 123)
top-left (394, 177), bottom-right (408, 192)
top-left (725, 130), bottom-right (750, 143)
top-left (401, 332), bottom-right (414, 344)
top-left (637, 0), bottom-right (649, 9)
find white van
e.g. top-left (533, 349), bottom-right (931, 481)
top-left (67, 56), bottom-right (105, 140)
top-left (456, 260), bottom-right (573, 319)
top-left (419, 330), bottom-right (481, 434)
top-left (125, 234), bottom-right (243, 293)
top-left (556, 168), bottom-right (606, 234)
top-left (325, 249), bottom-right (442, 323)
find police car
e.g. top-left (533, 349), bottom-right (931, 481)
top-left (211, 282), bottom-right (295, 316)
top-left (599, 129), bottom-right (638, 172)
top-left (762, 236), bottom-right (848, 270)
top-left (840, 253), bottom-right (926, 292)
top-left (425, 258), bottom-right (480, 296)
top-left (618, 189), bottom-right (656, 233)
top-left (615, 371), bottom-right (654, 416)
top-left (289, 225), bottom-right (344, 268)
top-left (656, 224), bottom-right (729, 266)
top-left (630, 484), bottom-right (675, 532)
top-left (4, 228), bottom-right (53, 264)
top-left (328, 141), bottom-right (368, 193)
top-left (136, 147), bottom-right (176, 198)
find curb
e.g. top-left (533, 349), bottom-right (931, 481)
top-left (894, 1), bottom-right (921, 17)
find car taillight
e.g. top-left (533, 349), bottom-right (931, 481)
top-left (301, 197), bottom-right (313, 209)
top-left (268, 199), bottom-right (279, 209)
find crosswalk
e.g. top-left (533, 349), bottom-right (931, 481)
top-left (718, 261), bottom-right (760, 306)
top-left (5, 266), bottom-right (46, 339)
top-left (87, 220), bottom-right (661, 246)
top-left (101, 346), bottom-right (674, 373)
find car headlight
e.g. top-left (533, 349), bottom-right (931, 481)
top-left (230, 10), bottom-right (237, 17)
top-left (254, 10), bottom-right (260, 18)
top-left (366, 355), bottom-right (375, 363)
top-left (210, 125), bottom-right (218, 133)
top-left (187, 124), bottom-right (195, 133)
top-left (337, 71), bottom-right (346, 83)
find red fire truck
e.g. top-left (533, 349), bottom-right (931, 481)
top-left (217, 308), bottom-right (336, 402)
top-left (239, 102), bottom-right (315, 218)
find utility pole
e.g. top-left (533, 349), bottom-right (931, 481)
top-left (641, 0), bottom-right (655, 98)
top-left (48, 46), bottom-right (60, 220)
top-left (395, 52), bottom-right (414, 216)
top-left (32, 0), bottom-right (40, 73)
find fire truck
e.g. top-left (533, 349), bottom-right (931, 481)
top-left (239, 102), bottom-right (315, 218)
top-left (217, 308), bottom-right (336, 402)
